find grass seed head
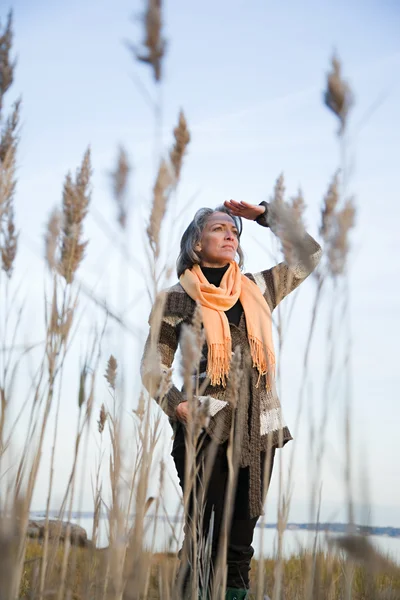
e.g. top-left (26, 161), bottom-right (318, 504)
top-left (268, 173), bottom-right (311, 270)
top-left (0, 100), bottom-right (20, 278)
top-left (290, 188), bottom-right (306, 221)
top-left (226, 345), bottom-right (242, 409)
top-left (98, 403), bottom-right (107, 433)
top-left (135, 0), bottom-right (166, 82)
top-left (105, 355), bottom-right (118, 390)
top-left (157, 366), bottom-right (172, 401)
top-left (169, 110), bottom-right (190, 181)
top-left (58, 148), bottom-right (92, 284)
top-left (328, 197), bottom-right (356, 276)
top-left (320, 172), bottom-right (340, 242)
top-left (146, 159), bottom-right (173, 257)
top-left (180, 324), bottom-right (201, 396)
top-left (45, 209), bottom-right (61, 271)
top-left (192, 302), bottom-right (205, 352)
top-left (111, 146), bottom-right (130, 229)
top-left (324, 54), bottom-right (354, 134)
top-left (1, 202), bottom-right (17, 277)
top-left (0, 98), bottom-right (20, 163)
top-left (0, 11), bottom-right (15, 112)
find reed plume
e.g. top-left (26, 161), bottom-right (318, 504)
top-left (290, 188), bottom-right (306, 221)
top-left (180, 323), bottom-right (200, 399)
top-left (332, 534), bottom-right (400, 577)
top-left (58, 148), bottom-right (92, 284)
top-left (104, 355), bottom-right (117, 390)
top-left (147, 158), bottom-right (173, 257)
top-left (328, 197), bottom-right (356, 276)
top-left (134, 0), bottom-right (166, 82)
top-left (169, 110), bottom-right (190, 181)
top-left (0, 97), bottom-right (20, 162)
top-left (0, 11), bottom-right (15, 111)
top-left (324, 54), bottom-right (354, 134)
top-left (320, 172), bottom-right (356, 277)
top-left (0, 77), bottom-right (21, 278)
top-left (268, 173), bottom-right (311, 270)
top-left (226, 345), bottom-right (241, 410)
top-left (1, 201), bottom-right (17, 276)
top-left (320, 172), bottom-right (340, 242)
top-left (111, 145), bottom-right (130, 229)
top-left (98, 403), bottom-right (107, 433)
top-left (44, 208), bottom-right (61, 270)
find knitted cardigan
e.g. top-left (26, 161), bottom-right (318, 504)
top-left (141, 205), bottom-right (322, 517)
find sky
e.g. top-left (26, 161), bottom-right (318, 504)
top-left (2, 0), bottom-right (400, 528)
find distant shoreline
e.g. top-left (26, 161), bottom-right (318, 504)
top-left (29, 512), bottom-right (400, 539)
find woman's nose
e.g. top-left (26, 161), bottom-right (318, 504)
top-left (225, 230), bottom-right (234, 240)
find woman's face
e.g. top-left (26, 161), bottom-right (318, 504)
top-left (196, 212), bottom-right (239, 268)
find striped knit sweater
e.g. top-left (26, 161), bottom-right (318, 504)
top-left (141, 207), bottom-right (322, 517)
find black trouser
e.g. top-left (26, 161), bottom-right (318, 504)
top-left (172, 424), bottom-right (275, 594)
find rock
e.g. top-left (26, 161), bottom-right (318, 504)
top-left (27, 519), bottom-right (88, 547)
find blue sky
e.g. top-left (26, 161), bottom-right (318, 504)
top-left (4, 0), bottom-right (400, 527)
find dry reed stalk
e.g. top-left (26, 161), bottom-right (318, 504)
top-left (0, 497), bottom-right (25, 599)
top-left (180, 324), bottom-right (201, 403)
top-left (332, 534), bottom-right (400, 578)
top-left (134, 0), bottom-right (166, 82)
top-left (265, 53), bottom-right (357, 600)
top-left (10, 141), bottom-right (91, 596)
top-left (266, 179), bottom-right (310, 600)
top-left (105, 358), bottom-right (162, 600)
top-left (142, 460), bottom-right (166, 598)
top-left (255, 441), bottom-right (275, 600)
top-left (104, 379), bottom-right (125, 599)
top-left (211, 347), bottom-right (242, 599)
top-left (173, 319), bottom-right (207, 599)
top-left (124, 412), bottom-right (163, 599)
top-left (38, 367), bottom-right (66, 600)
top-left (58, 148), bottom-right (92, 284)
top-left (55, 341), bottom-right (100, 599)
top-left (111, 145), bottom-right (130, 229)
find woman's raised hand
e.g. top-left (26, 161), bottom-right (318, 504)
top-left (224, 200), bottom-right (266, 221)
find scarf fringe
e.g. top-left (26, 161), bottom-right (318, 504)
top-left (207, 341), bottom-right (231, 387)
top-left (249, 336), bottom-right (275, 389)
top-left (207, 337), bottom-right (275, 389)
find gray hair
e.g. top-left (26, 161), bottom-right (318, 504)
top-left (176, 205), bottom-right (244, 278)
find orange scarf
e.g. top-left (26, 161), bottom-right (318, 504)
top-left (180, 262), bottom-right (275, 388)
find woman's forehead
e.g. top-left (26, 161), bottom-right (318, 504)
top-left (206, 212), bottom-right (236, 226)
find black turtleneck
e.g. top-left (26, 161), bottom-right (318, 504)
top-left (200, 264), bottom-right (243, 326)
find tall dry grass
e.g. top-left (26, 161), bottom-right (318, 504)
top-left (0, 4), bottom-right (398, 600)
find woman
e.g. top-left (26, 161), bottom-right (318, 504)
top-left (141, 200), bottom-right (322, 599)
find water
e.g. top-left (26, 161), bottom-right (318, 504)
top-left (34, 514), bottom-right (400, 563)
